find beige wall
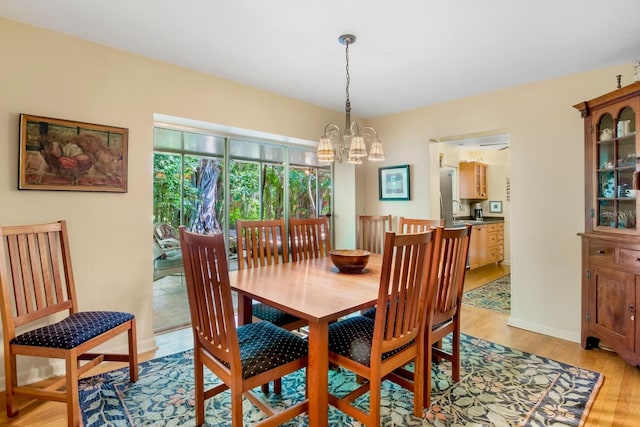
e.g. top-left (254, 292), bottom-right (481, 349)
top-left (364, 63), bottom-right (635, 342)
top-left (0, 18), bottom-right (343, 385)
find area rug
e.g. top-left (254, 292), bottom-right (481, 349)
top-left (463, 274), bottom-right (511, 314)
top-left (79, 333), bottom-right (602, 426)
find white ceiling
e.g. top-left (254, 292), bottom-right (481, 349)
top-left (1, 0), bottom-right (640, 121)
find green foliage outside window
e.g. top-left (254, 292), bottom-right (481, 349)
top-left (153, 152), bottom-right (331, 236)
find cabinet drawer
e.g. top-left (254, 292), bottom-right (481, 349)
top-left (588, 244), bottom-right (615, 264)
top-left (487, 224), bottom-right (498, 232)
top-left (619, 249), bottom-right (640, 268)
top-left (487, 233), bottom-right (497, 245)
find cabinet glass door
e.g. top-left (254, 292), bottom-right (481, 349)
top-left (596, 106), bottom-right (637, 231)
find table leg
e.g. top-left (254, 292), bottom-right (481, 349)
top-left (307, 320), bottom-right (329, 427)
top-left (237, 294), bottom-right (252, 326)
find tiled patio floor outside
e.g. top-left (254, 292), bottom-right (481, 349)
top-left (154, 258), bottom-right (239, 333)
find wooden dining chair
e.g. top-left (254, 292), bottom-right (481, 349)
top-left (236, 219), bottom-right (306, 330)
top-left (423, 223), bottom-right (472, 407)
top-left (326, 229), bottom-right (442, 426)
top-left (179, 227), bottom-right (309, 427)
top-left (357, 214), bottom-right (392, 254)
top-left (289, 217), bottom-right (331, 261)
top-left (359, 214), bottom-right (442, 319)
top-left (398, 216), bottom-right (444, 233)
top-left (0, 220), bottom-right (138, 427)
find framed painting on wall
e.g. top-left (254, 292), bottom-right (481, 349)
top-left (19, 114), bottom-right (128, 192)
top-left (378, 164), bottom-right (410, 201)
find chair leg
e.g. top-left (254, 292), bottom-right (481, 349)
top-left (412, 353), bottom-right (424, 418)
top-left (369, 376), bottom-right (381, 427)
top-left (432, 339), bottom-right (443, 363)
top-left (66, 356), bottom-right (81, 427)
top-left (194, 351), bottom-right (205, 426)
top-left (452, 327), bottom-right (461, 382)
top-left (128, 320), bottom-right (139, 383)
top-left (424, 343), bottom-right (434, 408)
top-left (231, 389), bottom-right (243, 427)
top-left (5, 353), bottom-right (18, 417)
top-left (274, 378), bottom-right (282, 394)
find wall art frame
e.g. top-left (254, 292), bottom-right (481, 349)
top-left (19, 114), bottom-right (128, 192)
top-left (378, 164), bottom-right (410, 201)
top-left (489, 200), bottom-right (503, 213)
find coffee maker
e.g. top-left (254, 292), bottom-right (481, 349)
top-left (473, 202), bottom-right (484, 221)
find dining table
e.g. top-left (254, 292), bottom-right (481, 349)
top-left (229, 253), bottom-right (383, 427)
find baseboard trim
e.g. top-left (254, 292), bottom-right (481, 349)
top-left (0, 336), bottom-right (157, 393)
top-left (507, 317), bottom-right (580, 343)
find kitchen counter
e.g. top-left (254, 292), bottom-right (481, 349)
top-left (453, 216), bottom-right (504, 226)
top-left (453, 217), bottom-right (505, 269)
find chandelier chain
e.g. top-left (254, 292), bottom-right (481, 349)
top-left (345, 40), bottom-right (350, 105)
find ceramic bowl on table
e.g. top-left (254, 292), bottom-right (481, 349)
top-left (329, 249), bottom-right (371, 274)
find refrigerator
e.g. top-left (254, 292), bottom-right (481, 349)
top-left (439, 168), bottom-right (455, 227)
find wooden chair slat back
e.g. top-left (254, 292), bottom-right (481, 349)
top-left (289, 217), bottom-right (331, 261)
top-left (431, 224), bottom-right (472, 325)
top-left (372, 229), bottom-right (441, 354)
top-left (357, 215), bottom-right (392, 254)
top-left (398, 217), bottom-right (444, 233)
top-left (0, 221), bottom-right (76, 336)
top-left (236, 219), bottom-right (289, 270)
top-left (179, 228), bottom-right (240, 367)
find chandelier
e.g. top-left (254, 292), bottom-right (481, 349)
top-left (317, 34), bottom-right (385, 164)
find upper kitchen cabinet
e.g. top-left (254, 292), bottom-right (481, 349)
top-left (574, 82), bottom-right (640, 235)
top-left (459, 161), bottom-right (488, 199)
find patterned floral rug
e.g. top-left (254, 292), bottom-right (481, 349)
top-left (79, 333), bottom-right (602, 426)
top-left (463, 274), bottom-right (511, 314)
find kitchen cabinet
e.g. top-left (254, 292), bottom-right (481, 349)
top-left (574, 82), bottom-right (640, 366)
top-left (459, 161), bottom-right (488, 199)
top-left (468, 222), bottom-right (504, 270)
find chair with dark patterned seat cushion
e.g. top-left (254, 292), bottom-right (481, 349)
top-left (0, 220), bottom-right (138, 427)
top-left (236, 218), bottom-right (306, 394)
top-left (236, 219), bottom-right (306, 331)
top-left (388, 224), bottom-right (472, 407)
top-left (422, 223), bottom-right (472, 407)
top-left (289, 217), bottom-right (331, 261)
top-left (327, 229), bottom-right (442, 427)
top-left (179, 227), bottom-right (309, 427)
top-left (360, 217), bottom-right (444, 320)
top-left (398, 216), bottom-right (444, 233)
top-left (357, 214), bottom-right (392, 254)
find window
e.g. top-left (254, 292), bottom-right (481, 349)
top-left (153, 126), bottom-right (331, 262)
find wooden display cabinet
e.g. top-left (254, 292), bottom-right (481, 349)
top-left (459, 161), bottom-right (488, 199)
top-left (574, 81), bottom-right (640, 366)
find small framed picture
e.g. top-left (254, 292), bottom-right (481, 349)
top-left (378, 164), bottom-right (410, 201)
top-left (489, 201), bottom-right (502, 213)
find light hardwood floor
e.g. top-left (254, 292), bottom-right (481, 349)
top-left (1, 263), bottom-right (639, 426)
